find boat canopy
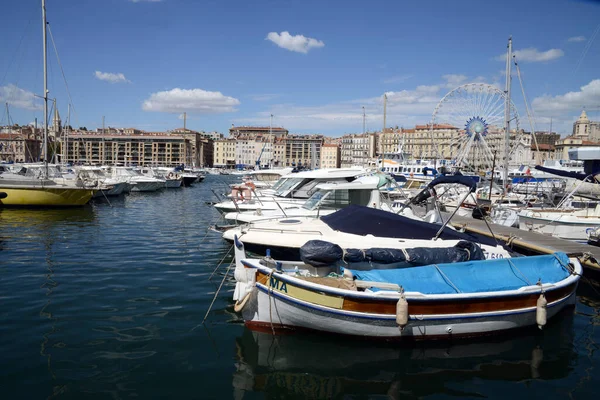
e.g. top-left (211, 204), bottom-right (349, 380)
top-left (320, 205), bottom-right (498, 246)
top-left (427, 175), bottom-right (477, 192)
top-left (344, 252), bottom-right (571, 294)
top-left (534, 165), bottom-right (599, 183)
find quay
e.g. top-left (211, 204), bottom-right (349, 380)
top-left (450, 215), bottom-right (600, 274)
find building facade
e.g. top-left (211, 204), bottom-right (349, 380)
top-left (340, 133), bottom-right (374, 167)
top-left (0, 128), bottom-right (42, 163)
top-left (320, 144), bottom-right (340, 169)
top-left (213, 138), bottom-right (237, 168)
top-left (59, 133), bottom-right (191, 166)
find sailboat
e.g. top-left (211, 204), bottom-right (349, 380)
top-left (0, 0), bottom-right (95, 206)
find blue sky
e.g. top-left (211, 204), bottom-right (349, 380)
top-left (0, 0), bottom-right (599, 136)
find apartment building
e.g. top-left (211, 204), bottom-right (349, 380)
top-left (320, 144), bottom-right (340, 169)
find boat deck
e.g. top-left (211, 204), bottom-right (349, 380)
top-left (449, 215), bottom-right (600, 274)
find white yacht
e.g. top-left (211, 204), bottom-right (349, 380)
top-left (104, 166), bottom-right (165, 192)
top-left (222, 204), bottom-right (510, 261)
top-left (140, 167), bottom-right (183, 188)
top-left (223, 174), bottom-right (407, 224)
top-left (213, 167), bottom-right (369, 214)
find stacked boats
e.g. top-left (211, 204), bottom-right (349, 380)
top-left (218, 175), bottom-right (582, 340)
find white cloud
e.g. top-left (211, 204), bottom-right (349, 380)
top-left (532, 79), bottom-right (600, 114)
top-left (266, 31), bottom-right (324, 54)
top-left (94, 71), bottom-right (130, 84)
top-left (442, 74), bottom-right (469, 88)
top-left (142, 88), bottom-right (240, 114)
top-left (0, 84), bottom-right (42, 110)
top-left (495, 48), bottom-right (564, 62)
top-left (568, 36), bottom-right (586, 42)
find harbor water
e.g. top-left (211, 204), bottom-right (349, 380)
top-left (1, 175), bottom-right (599, 399)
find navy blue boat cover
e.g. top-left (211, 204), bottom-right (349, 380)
top-left (320, 205), bottom-right (498, 246)
top-left (534, 165), bottom-right (599, 183)
top-left (300, 239), bottom-right (485, 268)
top-left (427, 175), bottom-right (477, 192)
top-left (344, 252), bottom-right (572, 294)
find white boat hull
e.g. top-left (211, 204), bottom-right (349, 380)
top-left (243, 286), bottom-right (576, 339)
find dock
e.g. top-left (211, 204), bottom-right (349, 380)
top-left (449, 215), bottom-right (600, 274)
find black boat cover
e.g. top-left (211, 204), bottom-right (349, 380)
top-left (320, 205), bottom-right (498, 247)
top-left (427, 175), bottom-right (477, 192)
top-left (300, 239), bottom-right (485, 268)
top-left (534, 165), bottom-right (600, 183)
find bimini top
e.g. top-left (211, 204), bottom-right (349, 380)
top-left (320, 205), bottom-right (498, 247)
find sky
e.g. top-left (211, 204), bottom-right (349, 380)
top-left (0, 0), bottom-right (599, 137)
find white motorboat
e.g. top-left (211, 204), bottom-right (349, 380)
top-left (222, 174), bottom-right (408, 224)
top-left (241, 168), bottom-right (294, 189)
top-left (140, 167), bottom-right (183, 188)
top-left (213, 167), bottom-right (369, 214)
top-left (223, 175), bottom-right (511, 260)
top-left (518, 206), bottom-right (600, 240)
top-left (105, 166), bottom-right (165, 192)
top-left (75, 166), bottom-right (131, 196)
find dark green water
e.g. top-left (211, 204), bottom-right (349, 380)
top-left (1, 174), bottom-right (598, 399)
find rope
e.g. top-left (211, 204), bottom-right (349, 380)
top-left (202, 258), bottom-right (235, 324)
top-left (267, 270), bottom-right (276, 336)
top-left (433, 264), bottom-right (461, 293)
top-left (208, 245), bottom-right (233, 281)
top-left (506, 257), bottom-right (533, 286)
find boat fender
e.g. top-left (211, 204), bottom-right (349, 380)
top-left (536, 293), bottom-right (547, 330)
top-left (168, 172), bottom-right (174, 179)
top-left (234, 289), bottom-right (253, 313)
top-left (396, 289), bottom-right (408, 329)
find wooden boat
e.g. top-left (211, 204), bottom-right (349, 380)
top-left (232, 236), bottom-right (581, 340)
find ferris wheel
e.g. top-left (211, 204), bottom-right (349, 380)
top-left (429, 83), bottom-right (521, 171)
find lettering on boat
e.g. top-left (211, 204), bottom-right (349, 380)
top-left (489, 253), bottom-right (505, 259)
top-left (269, 276), bottom-right (288, 293)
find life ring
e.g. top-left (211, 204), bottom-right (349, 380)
top-left (409, 172), bottom-right (414, 178)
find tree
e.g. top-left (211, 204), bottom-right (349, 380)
top-left (79, 126), bottom-right (87, 131)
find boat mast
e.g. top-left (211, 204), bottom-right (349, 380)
top-left (382, 93), bottom-right (387, 172)
top-left (42, 0), bottom-right (48, 176)
top-left (503, 37), bottom-right (512, 194)
top-left (269, 113), bottom-right (273, 169)
top-left (65, 103), bottom-right (70, 165)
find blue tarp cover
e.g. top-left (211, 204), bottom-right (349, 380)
top-left (320, 205), bottom-right (498, 247)
top-left (344, 252), bottom-right (571, 294)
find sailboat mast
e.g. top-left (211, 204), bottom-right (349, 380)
top-left (382, 94), bottom-right (387, 172)
top-left (503, 37), bottom-right (512, 193)
top-left (42, 0), bottom-right (48, 173)
top-left (269, 113), bottom-right (273, 169)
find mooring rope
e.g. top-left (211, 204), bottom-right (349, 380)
top-left (208, 245), bottom-right (234, 281)
top-left (202, 258), bottom-right (235, 324)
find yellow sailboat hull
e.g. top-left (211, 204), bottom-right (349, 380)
top-left (0, 186), bottom-right (95, 206)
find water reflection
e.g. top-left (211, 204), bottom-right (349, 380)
top-left (0, 206), bottom-right (96, 227)
top-left (233, 312), bottom-right (577, 399)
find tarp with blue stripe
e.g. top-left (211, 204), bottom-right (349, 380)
top-left (343, 252), bottom-right (572, 294)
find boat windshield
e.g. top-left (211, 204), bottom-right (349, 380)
top-left (302, 188), bottom-right (373, 210)
top-left (275, 178), bottom-right (304, 197)
top-left (270, 177), bottom-right (288, 191)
